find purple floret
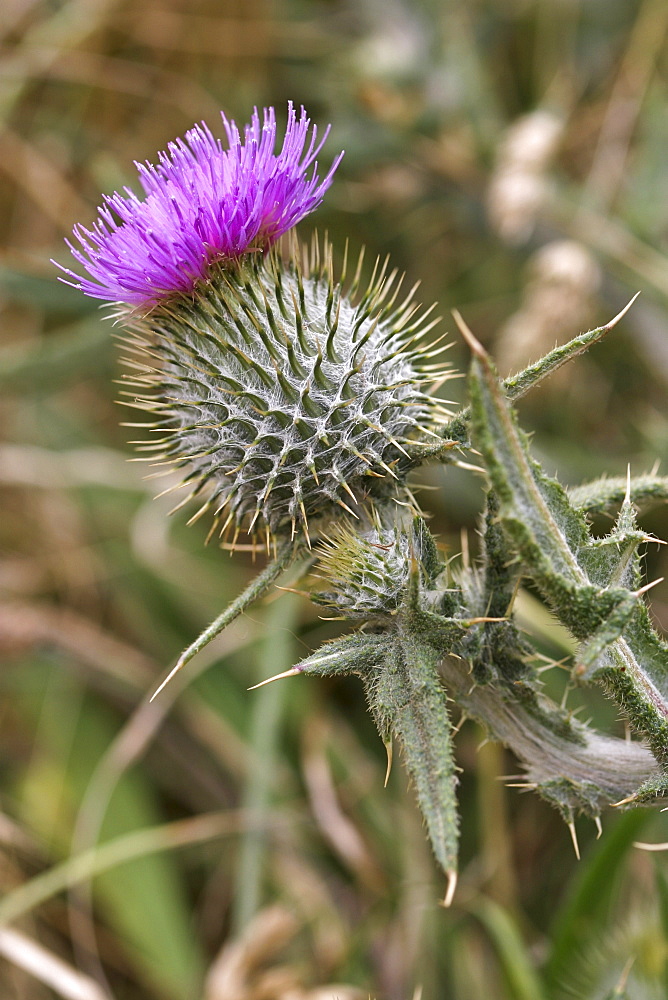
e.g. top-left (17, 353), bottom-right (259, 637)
top-left (55, 104), bottom-right (343, 308)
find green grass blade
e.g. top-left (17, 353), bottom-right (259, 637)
top-left (473, 898), bottom-right (548, 1000)
top-left (544, 810), bottom-right (651, 990)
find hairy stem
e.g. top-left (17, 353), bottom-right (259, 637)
top-left (438, 655), bottom-right (657, 811)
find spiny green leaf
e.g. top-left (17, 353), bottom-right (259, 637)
top-left (468, 340), bottom-right (629, 637)
top-left (293, 632), bottom-right (394, 678)
top-left (578, 497), bottom-right (647, 590)
top-left (466, 334), bottom-right (668, 792)
top-left (569, 474), bottom-right (668, 516)
top-left (439, 300), bottom-right (638, 452)
top-left (365, 635), bottom-right (459, 879)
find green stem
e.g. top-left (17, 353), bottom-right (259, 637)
top-left (438, 653), bottom-right (657, 811)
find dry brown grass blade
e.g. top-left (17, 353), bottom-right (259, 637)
top-left (205, 904), bottom-right (367, 1000)
top-left (0, 927), bottom-right (109, 1000)
top-left (302, 717), bottom-right (386, 894)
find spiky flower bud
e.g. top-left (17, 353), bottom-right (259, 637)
top-left (313, 509), bottom-right (414, 618)
top-left (120, 244), bottom-right (451, 544)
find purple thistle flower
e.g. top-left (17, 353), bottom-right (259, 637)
top-left (55, 103), bottom-right (343, 308)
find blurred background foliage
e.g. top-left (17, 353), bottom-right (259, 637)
top-left (1, 0), bottom-right (668, 997)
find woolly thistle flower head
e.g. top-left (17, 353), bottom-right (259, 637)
top-left (57, 105), bottom-right (456, 547)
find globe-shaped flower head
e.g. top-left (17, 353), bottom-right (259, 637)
top-left (58, 105), bottom-right (454, 547)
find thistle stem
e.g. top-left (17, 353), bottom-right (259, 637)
top-left (438, 654), bottom-right (658, 810)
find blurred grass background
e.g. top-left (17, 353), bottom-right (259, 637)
top-left (1, 0), bottom-right (668, 997)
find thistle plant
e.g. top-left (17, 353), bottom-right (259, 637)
top-left (58, 104), bottom-right (668, 902)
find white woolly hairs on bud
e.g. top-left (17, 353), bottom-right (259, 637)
top-left (118, 237), bottom-right (455, 550)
